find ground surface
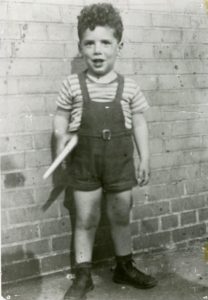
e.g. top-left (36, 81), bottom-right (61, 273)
top-left (2, 243), bottom-right (208, 300)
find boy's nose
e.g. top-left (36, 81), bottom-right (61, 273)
top-left (94, 42), bottom-right (102, 53)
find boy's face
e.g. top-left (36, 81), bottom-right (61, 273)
top-left (79, 26), bottom-right (123, 77)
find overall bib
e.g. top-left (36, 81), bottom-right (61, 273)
top-left (68, 71), bottom-right (137, 192)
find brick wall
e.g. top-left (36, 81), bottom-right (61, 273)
top-left (1, 0), bottom-right (208, 283)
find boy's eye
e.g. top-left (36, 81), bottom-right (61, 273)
top-left (84, 41), bottom-right (94, 46)
top-left (102, 40), bottom-right (111, 45)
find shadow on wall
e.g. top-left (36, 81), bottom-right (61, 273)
top-left (41, 55), bottom-right (114, 268)
top-left (2, 250), bottom-right (42, 290)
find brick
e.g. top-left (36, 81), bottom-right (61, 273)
top-left (158, 74), bottom-right (197, 90)
top-left (185, 179), bottom-right (208, 195)
top-left (52, 234), bottom-right (71, 251)
top-left (0, 42), bottom-right (12, 58)
top-left (0, 2), bottom-right (8, 20)
top-left (18, 77), bottom-right (61, 94)
top-left (201, 163), bottom-right (208, 177)
top-left (40, 60), bottom-right (69, 76)
top-left (202, 136), bottom-right (208, 148)
top-left (25, 149), bottom-right (52, 168)
top-left (0, 22), bottom-right (20, 40)
top-left (149, 122), bottom-right (172, 139)
top-left (172, 223), bottom-right (206, 242)
top-left (161, 214), bottom-right (178, 230)
top-left (150, 164), bottom-right (201, 185)
top-left (159, 105), bottom-right (207, 122)
top-left (47, 23), bottom-right (76, 41)
top-left (140, 218), bottom-right (158, 233)
top-left (1, 153), bottom-right (25, 171)
top-left (147, 90), bottom-right (190, 106)
top-left (199, 208), bottom-right (208, 222)
top-left (133, 232), bottom-right (171, 250)
top-left (39, 217), bottom-right (71, 237)
top-left (154, 44), bottom-right (184, 59)
top-left (8, 3), bottom-right (33, 21)
top-left (182, 29), bottom-right (208, 44)
top-left (61, 6), bottom-right (82, 23)
top-left (171, 196), bottom-right (205, 212)
top-left (0, 59), bottom-right (41, 77)
top-left (149, 138), bottom-right (163, 154)
top-left (15, 42), bottom-right (65, 58)
top-left (2, 259), bottom-right (41, 283)
top-left (3, 172), bottom-right (26, 188)
top-left (41, 252), bottom-right (70, 273)
top-left (44, 94), bottom-right (57, 112)
top-left (6, 95), bottom-right (46, 115)
top-left (20, 23), bottom-right (48, 41)
top-left (24, 115), bottom-right (53, 132)
top-left (172, 120), bottom-right (208, 136)
top-left (165, 136), bottom-right (201, 152)
top-left (132, 75), bottom-right (157, 90)
top-left (25, 239), bottom-right (51, 256)
top-left (132, 201), bottom-right (170, 220)
top-left (11, 167), bottom-right (52, 188)
top-left (0, 116), bottom-right (25, 135)
top-left (122, 44), bottom-right (154, 59)
top-left (124, 28), bottom-right (181, 43)
top-left (150, 152), bottom-right (184, 169)
top-left (152, 13), bottom-right (191, 28)
top-left (33, 132), bottom-right (51, 149)
top-left (146, 183), bottom-right (184, 201)
top-left (1, 189), bottom-right (35, 208)
top-left (8, 203), bottom-right (59, 224)
top-left (2, 245), bottom-right (25, 264)
top-left (185, 45), bottom-right (208, 59)
top-left (131, 221), bottom-right (139, 236)
top-left (0, 135), bottom-right (33, 153)
top-left (191, 15), bottom-right (208, 29)
top-left (8, 3), bottom-right (61, 22)
top-left (1, 210), bottom-right (9, 228)
top-left (122, 12), bottom-right (152, 26)
top-left (2, 224), bottom-right (39, 244)
top-left (181, 211), bottom-right (196, 225)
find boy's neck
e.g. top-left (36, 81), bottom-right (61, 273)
top-left (86, 70), bottom-right (117, 83)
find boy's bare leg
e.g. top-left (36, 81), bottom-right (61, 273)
top-left (106, 189), bottom-right (157, 289)
top-left (106, 190), bottom-right (132, 255)
top-left (73, 188), bottom-right (102, 263)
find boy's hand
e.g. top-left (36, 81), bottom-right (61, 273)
top-left (137, 159), bottom-right (150, 186)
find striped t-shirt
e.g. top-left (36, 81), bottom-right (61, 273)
top-left (56, 71), bottom-right (149, 132)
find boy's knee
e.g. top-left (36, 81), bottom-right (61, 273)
top-left (110, 209), bottom-right (130, 226)
top-left (76, 214), bottom-right (100, 230)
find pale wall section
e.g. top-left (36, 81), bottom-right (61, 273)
top-left (1, 0), bottom-right (208, 283)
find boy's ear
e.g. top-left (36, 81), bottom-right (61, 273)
top-left (117, 41), bottom-right (123, 56)
top-left (78, 42), bottom-right (82, 56)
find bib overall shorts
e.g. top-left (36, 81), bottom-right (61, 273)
top-left (68, 71), bottom-right (137, 193)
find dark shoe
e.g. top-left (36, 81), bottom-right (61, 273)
top-left (64, 262), bottom-right (94, 300)
top-left (113, 255), bottom-right (157, 289)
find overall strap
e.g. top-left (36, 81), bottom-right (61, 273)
top-left (78, 71), bottom-right (90, 104)
top-left (114, 73), bottom-right (124, 103)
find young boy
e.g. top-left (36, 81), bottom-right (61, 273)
top-left (53, 3), bottom-right (157, 300)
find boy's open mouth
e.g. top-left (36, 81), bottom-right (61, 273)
top-left (92, 59), bottom-right (105, 67)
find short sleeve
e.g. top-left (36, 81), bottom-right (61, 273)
top-left (131, 83), bottom-right (149, 114)
top-left (56, 77), bottom-right (73, 111)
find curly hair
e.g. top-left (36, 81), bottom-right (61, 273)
top-left (77, 3), bottom-right (123, 42)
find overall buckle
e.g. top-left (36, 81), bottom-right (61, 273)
top-left (102, 129), bottom-right (111, 140)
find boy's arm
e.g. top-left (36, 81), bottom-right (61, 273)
top-left (132, 112), bottom-right (150, 186)
top-left (53, 109), bottom-right (72, 157)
